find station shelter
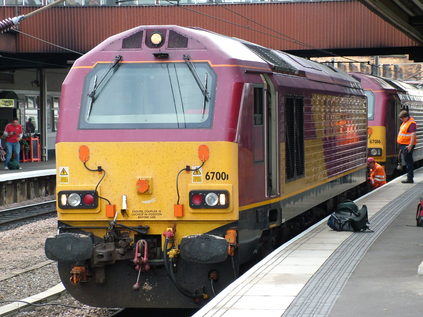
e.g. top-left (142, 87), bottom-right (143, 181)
top-left (0, 69), bottom-right (68, 161)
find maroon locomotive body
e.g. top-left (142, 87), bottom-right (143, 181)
top-left (351, 73), bottom-right (423, 176)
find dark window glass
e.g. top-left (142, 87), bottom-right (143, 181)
top-left (253, 87), bottom-right (264, 126)
top-left (79, 62), bottom-right (216, 129)
top-left (168, 30), bottom-right (188, 48)
top-left (364, 90), bottom-right (375, 120)
top-left (285, 96), bottom-right (304, 180)
top-left (122, 31), bottom-right (143, 49)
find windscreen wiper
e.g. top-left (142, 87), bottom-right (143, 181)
top-left (86, 75), bottom-right (97, 119)
top-left (183, 55), bottom-right (209, 102)
top-left (202, 73), bottom-right (208, 118)
top-left (88, 55), bottom-right (122, 104)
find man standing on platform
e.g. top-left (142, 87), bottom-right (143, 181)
top-left (25, 117), bottom-right (35, 135)
top-left (2, 118), bottom-right (23, 170)
top-left (367, 157), bottom-right (386, 189)
top-left (397, 110), bottom-right (417, 183)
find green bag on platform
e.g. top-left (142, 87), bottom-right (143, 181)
top-left (328, 200), bottom-right (370, 232)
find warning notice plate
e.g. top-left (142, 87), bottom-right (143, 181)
top-left (192, 166), bottom-right (202, 183)
top-left (59, 166), bottom-right (69, 184)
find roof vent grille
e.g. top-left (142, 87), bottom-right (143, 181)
top-left (244, 43), bottom-right (297, 74)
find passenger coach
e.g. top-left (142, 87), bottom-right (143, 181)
top-left (45, 26), bottom-right (368, 308)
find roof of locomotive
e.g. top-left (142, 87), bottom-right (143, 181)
top-left (75, 25), bottom-right (360, 89)
top-left (350, 72), bottom-right (423, 99)
top-left (349, 72), bottom-right (395, 90)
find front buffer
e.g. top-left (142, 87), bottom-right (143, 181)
top-left (46, 231), bottom-right (235, 308)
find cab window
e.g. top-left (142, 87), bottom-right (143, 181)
top-left (365, 91), bottom-right (375, 120)
top-left (79, 62), bottom-right (216, 129)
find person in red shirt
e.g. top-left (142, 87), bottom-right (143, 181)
top-left (2, 118), bottom-right (23, 170)
top-left (367, 157), bottom-right (387, 189)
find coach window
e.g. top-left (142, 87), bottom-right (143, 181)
top-left (285, 96), bottom-right (304, 180)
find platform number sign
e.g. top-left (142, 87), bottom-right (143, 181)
top-left (192, 166), bottom-right (203, 183)
top-left (59, 167), bottom-right (69, 184)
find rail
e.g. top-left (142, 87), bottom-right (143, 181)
top-left (0, 200), bottom-right (56, 225)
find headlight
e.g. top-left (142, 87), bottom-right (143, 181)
top-left (368, 148), bottom-right (382, 156)
top-left (68, 193), bottom-right (81, 207)
top-left (151, 33), bottom-right (163, 45)
top-left (205, 193), bottom-right (219, 207)
top-left (58, 191), bottom-right (98, 209)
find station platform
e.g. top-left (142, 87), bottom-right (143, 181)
top-left (193, 170), bottom-right (423, 317)
top-left (0, 160), bottom-right (56, 182)
top-left (0, 160), bottom-right (56, 206)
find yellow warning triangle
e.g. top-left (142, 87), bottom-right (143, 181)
top-left (60, 168), bottom-right (68, 175)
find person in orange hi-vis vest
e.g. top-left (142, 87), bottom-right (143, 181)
top-left (367, 157), bottom-right (386, 189)
top-left (397, 110), bottom-right (417, 183)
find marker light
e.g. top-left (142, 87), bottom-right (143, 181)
top-left (219, 193), bottom-right (226, 206)
top-left (68, 193), bottom-right (81, 207)
top-left (191, 193), bottom-right (203, 206)
top-left (60, 194), bottom-right (67, 206)
top-left (82, 193), bottom-right (95, 206)
top-left (205, 193), bottom-right (219, 207)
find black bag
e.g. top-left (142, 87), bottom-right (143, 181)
top-left (327, 213), bottom-right (354, 231)
top-left (327, 200), bottom-right (370, 232)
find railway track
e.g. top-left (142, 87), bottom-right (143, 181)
top-left (0, 200), bottom-right (56, 226)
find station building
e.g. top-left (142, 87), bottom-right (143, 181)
top-left (0, 0), bottom-right (422, 161)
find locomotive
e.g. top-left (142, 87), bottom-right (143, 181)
top-left (350, 73), bottom-right (423, 176)
top-left (45, 25), bottom-right (368, 308)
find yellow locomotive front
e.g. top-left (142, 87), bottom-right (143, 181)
top-left (50, 141), bottom-right (239, 307)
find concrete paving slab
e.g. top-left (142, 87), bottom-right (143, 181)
top-left (328, 200), bottom-right (423, 317)
top-left (222, 308), bottom-right (286, 317)
top-left (231, 294), bottom-right (294, 310)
